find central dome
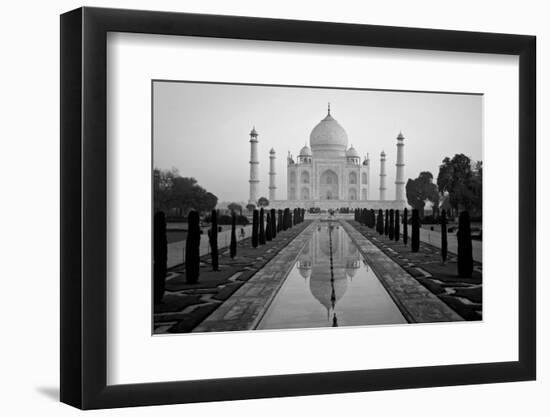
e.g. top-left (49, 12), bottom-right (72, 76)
top-left (309, 107), bottom-right (348, 156)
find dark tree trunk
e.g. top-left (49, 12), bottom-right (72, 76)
top-left (441, 209), bottom-right (448, 263)
top-left (377, 209), bottom-right (384, 235)
top-left (388, 209), bottom-right (394, 240)
top-left (270, 208), bottom-right (277, 239)
top-left (259, 208), bottom-right (266, 245)
top-left (185, 210), bottom-right (201, 284)
top-left (403, 207), bottom-right (408, 245)
top-left (209, 209), bottom-right (219, 271)
top-left (411, 208), bottom-right (420, 252)
top-left (230, 211), bottom-right (237, 259)
top-left (153, 211), bottom-right (167, 304)
top-left (265, 212), bottom-right (272, 241)
top-left (252, 209), bottom-right (259, 248)
top-left (394, 210), bottom-right (400, 242)
top-left (457, 211), bottom-right (473, 277)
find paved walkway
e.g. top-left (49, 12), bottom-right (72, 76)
top-left (167, 225), bottom-right (253, 268)
top-left (194, 222), bottom-right (317, 332)
top-left (154, 221), bottom-right (312, 333)
top-left (411, 225), bottom-right (482, 263)
top-left (350, 220), bottom-right (482, 320)
top-left (341, 221), bottom-right (463, 323)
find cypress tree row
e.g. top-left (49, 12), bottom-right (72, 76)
top-left (252, 209), bottom-right (259, 248)
top-left (265, 212), bottom-right (272, 241)
top-left (388, 209), bottom-right (395, 240)
top-left (377, 209), bottom-right (384, 235)
top-left (384, 209), bottom-right (389, 236)
top-left (278, 209), bottom-right (283, 233)
top-left (289, 210), bottom-right (293, 228)
top-left (259, 208), bottom-right (266, 245)
top-left (354, 208), bottom-right (359, 222)
top-left (440, 209), bottom-right (448, 263)
top-left (153, 211), bottom-right (167, 304)
top-left (457, 211), bottom-right (473, 277)
top-left (185, 210), bottom-right (201, 284)
top-left (394, 209), bottom-right (400, 242)
top-left (403, 207), bottom-right (409, 245)
top-left (270, 208), bottom-right (277, 239)
top-left (230, 211), bottom-right (237, 259)
top-left (209, 209), bottom-right (219, 271)
top-left (411, 208), bottom-right (420, 252)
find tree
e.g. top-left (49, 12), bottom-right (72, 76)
top-left (246, 203), bottom-right (256, 212)
top-left (388, 209), bottom-right (394, 240)
top-left (376, 209), bottom-right (384, 235)
top-left (394, 210), bottom-right (400, 242)
top-left (370, 209), bottom-right (376, 228)
top-left (252, 210), bottom-right (259, 248)
top-left (270, 208), bottom-right (277, 239)
top-left (411, 209), bottom-right (420, 252)
top-left (266, 212), bottom-right (272, 241)
top-left (437, 155), bottom-right (482, 216)
top-left (209, 210), bottom-right (219, 271)
top-left (384, 209), bottom-right (389, 236)
top-left (259, 208), bottom-right (266, 245)
top-left (153, 168), bottom-right (219, 216)
top-left (440, 209), bottom-right (448, 263)
top-left (230, 211), bottom-right (237, 259)
top-left (406, 171), bottom-right (439, 218)
top-left (277, 210), bottom-right (283, 233)
top-left (153, 211), bottom-right (167, 304)
top-left (283, 208), bottom-right (290, 230)
top-left (457, 211), bottom-right (473, 277)
top-left (403, 208), bottom-right (409, 245)
top-left (228, 202), bottom-right (243, 215)
top-left (257, 197), bottom-right (270, 207)
top-left (185, 210), bottom-right (201, 284)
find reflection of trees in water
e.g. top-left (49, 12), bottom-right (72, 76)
top-left (297, 223), bottom-right (362, 323)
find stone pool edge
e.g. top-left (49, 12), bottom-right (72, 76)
top-left (341, 220), bottom-right (463, 323)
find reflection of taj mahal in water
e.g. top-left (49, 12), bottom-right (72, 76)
top-left (248, 104), bottom-right (407, 210)
top-left (297, 224), bottom-right (362, 322)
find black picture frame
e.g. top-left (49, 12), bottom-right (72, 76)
top-left (60, 6), bottom-right (536, 410)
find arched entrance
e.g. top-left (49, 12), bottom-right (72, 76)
top-left (320, 169), bottom-right (339, 200)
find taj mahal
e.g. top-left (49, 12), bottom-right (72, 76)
top-left (248, 104), bottom-right (406, 210)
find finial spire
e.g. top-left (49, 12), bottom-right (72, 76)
top-left (328, 102), bottom-right (331, 115)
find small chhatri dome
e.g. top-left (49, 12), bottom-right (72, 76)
top-left (270, 148), bottom-right (276, 154)
top-left (381, 150), bottom-right (386, 157)
top-left (397, 131), bottom-right (405, 140)
top-left (299, 143), bottom-right (312, 157)
top-left (250, 126), bottom-right (258, 137)
top-left (309, 104), bottom-right (348, 155)
top-left (346, 145), bottom-right (359, 158)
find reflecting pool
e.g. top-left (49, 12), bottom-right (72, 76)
top-left (257, 222), bottom-right (407, 330)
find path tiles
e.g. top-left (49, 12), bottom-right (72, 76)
top-left (153, 221), bottom-right (313, 333)
top-left (194, 222), bottom-right (317, 332)
top-left (347, 220), bottom-right (482, 321)
top-left (341, 220), bottom-right (463, 323)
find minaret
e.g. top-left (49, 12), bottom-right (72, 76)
top-left (366, 153), bottom-right (370, 200)
top-left (395, 132), bottom-right (406, 201)
top-left (248, 127), bottom-right (260, 205)
top-left (379, 150), bottom-right (387, 201)
top-left (269, 148), bottom-right (276, 201)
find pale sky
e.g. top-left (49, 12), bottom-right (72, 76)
top-left (153, 81), bottom-right (482, 204)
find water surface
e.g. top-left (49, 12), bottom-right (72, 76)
top-left (257, 222), bottom-right (407, 330)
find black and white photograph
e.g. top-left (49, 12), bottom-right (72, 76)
top-left (152, 81), bottom-right (483, 334)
